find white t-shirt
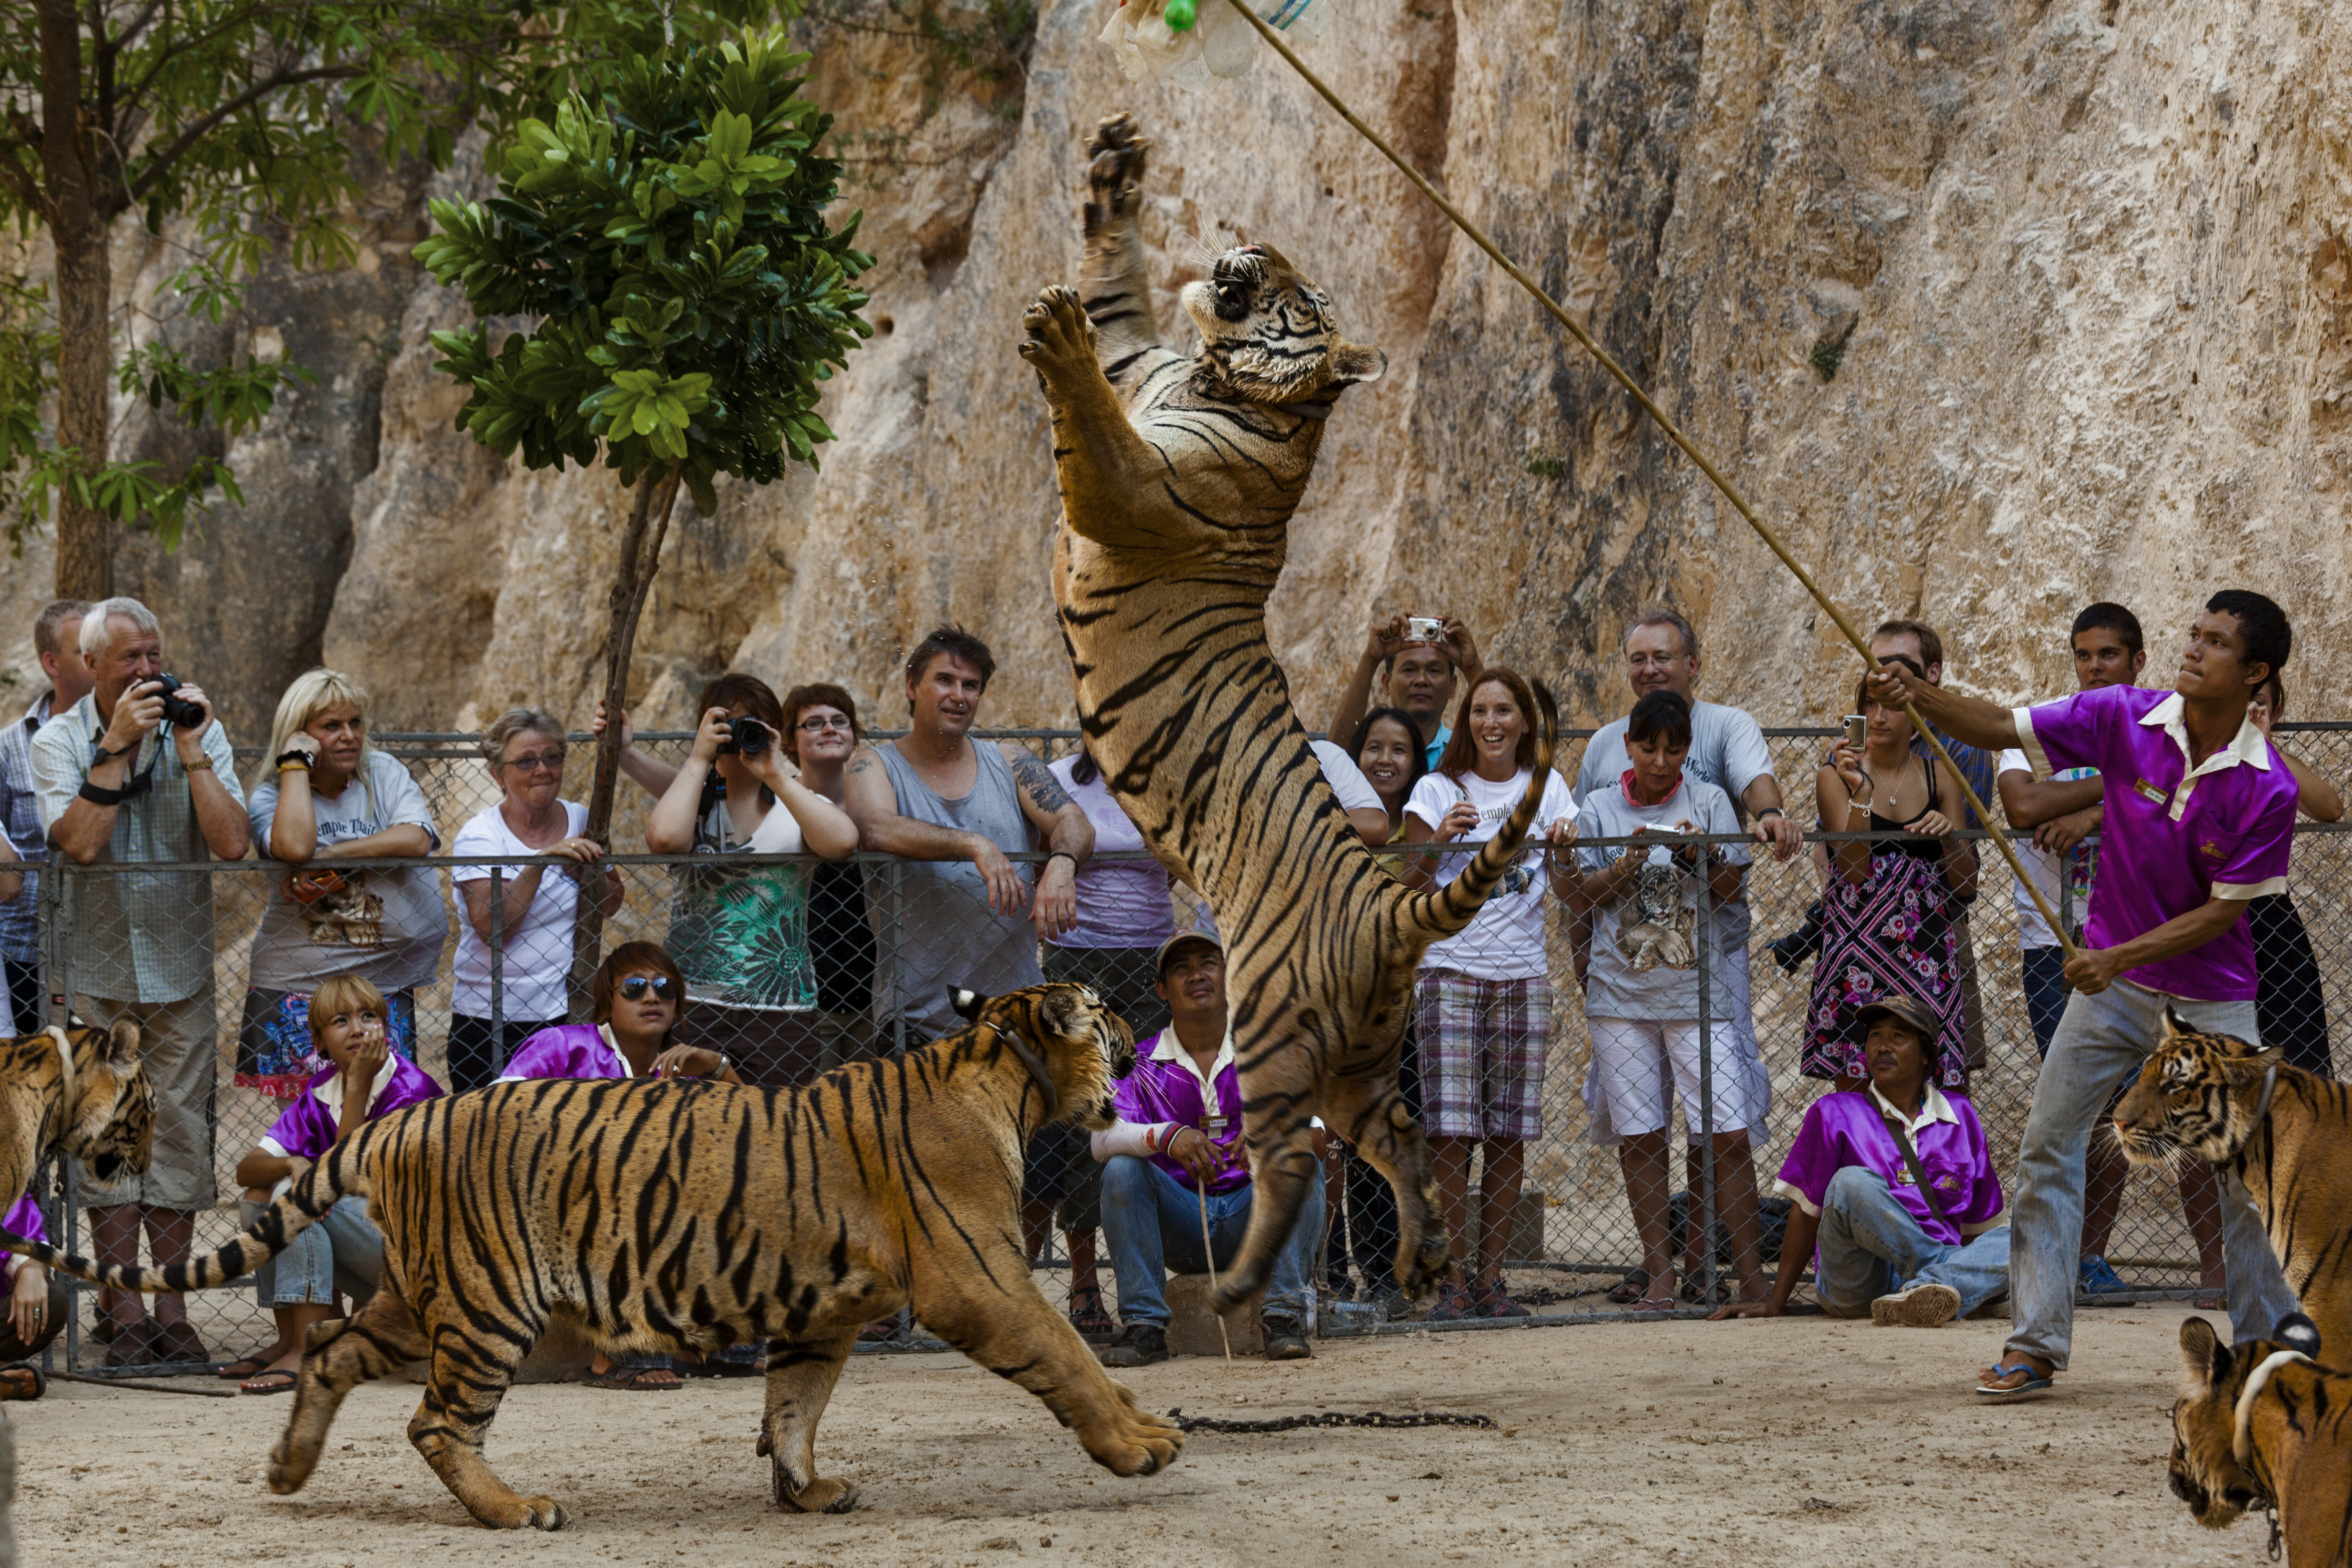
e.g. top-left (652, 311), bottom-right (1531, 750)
top-left (1997, 747), bottom-right (2098, 949)
top-left (1575, 775), bottom-right (1749, 1019)
top-left (1310, 739), bottom-right (1384, 815)
top-left (1047, 755), bottom-right (1176, 951)
top-left (1575, 700), bottom-right (1772, 942)
top-left (450, 799), bottom-right (592, 1021)
top-left (246, 750), bottom-right (447, 991)
top-left (1403, 767), bottom-right (1579, 981)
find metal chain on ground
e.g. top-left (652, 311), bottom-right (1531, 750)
top-left (1165, 1408), bottom-right (1497, 1433)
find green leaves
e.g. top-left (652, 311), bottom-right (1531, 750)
top-left (416, 25), bottom-right (869, 495)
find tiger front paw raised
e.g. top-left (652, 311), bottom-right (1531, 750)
top-left (1018, 285), bottom-right (1098, 382)
top-left (1084, 113), bottom-right (1149, 230)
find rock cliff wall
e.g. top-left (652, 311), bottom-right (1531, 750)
top-left (6, 0), bottom-right (2348, 744)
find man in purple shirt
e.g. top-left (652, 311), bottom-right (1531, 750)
top-left (1867, 590), bottom-right (2301, 1398)
top-left (1715, 995), bottom-right (2008, 1328)
top-left (1092, 932), bottom-right (1326, 1368)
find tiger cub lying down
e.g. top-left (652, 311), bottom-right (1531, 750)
top-left (0, 985), bottom-right (1172, 1531)
top-left (2169, 1313), bottom-right (2352, 1566)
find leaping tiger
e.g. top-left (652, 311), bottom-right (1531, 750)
top-left (1020, 113), bottom-right (1562, 1311)
top-left (0, 985), bottom-right (1174, 1529)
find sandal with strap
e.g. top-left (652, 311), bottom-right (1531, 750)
top-left (580, 1362), bottom-right (681, 1391)
top-left (1066, 1284), bottom-right (1116, 1337)
top-left (1974, 1361), bottom-right (2055, 1400)
top-left (1605, 1270), bottom-right (1652, 1306)
top-left (0, 1362), bottom-right (44, 1401)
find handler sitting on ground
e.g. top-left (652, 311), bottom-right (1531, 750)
top-left (1094, 931), bottom-right (1326, 1368)
top-left (1713, 993), bottom-right (2009, 1327)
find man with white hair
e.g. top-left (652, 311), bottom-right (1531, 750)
top-left (0, 599), bottom-right (94, 1031)
top-left (29, 596), bottom-right (249, 1367)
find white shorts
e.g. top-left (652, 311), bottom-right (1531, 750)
top-left (1583, 1017), bottom-right (1761, 1138)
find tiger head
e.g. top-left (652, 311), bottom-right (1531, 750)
top-left (2167, 1312), bottom-right (2323, 1529)
top-left (951, 982), bottom-right (1137, 1131)
top-left (2110, 1010), bottom-right (2284, 1171)
top-left (20, 1021), bottom-right (152, 1184)
top-left (1182, 243), bottom-right (1385, 404)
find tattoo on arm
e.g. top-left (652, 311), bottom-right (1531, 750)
top-left (1010, 750), bottom-right (1075, 815)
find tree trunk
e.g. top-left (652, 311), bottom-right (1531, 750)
top-left (35, 0), bottom-right (116, 601)
top-left (568, 465), bottom-right (685, 1014)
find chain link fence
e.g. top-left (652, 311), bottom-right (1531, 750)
top-left (14, 725), bottom-right (2344, 1370)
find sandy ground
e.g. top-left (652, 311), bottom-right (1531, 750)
top-left (3, 1304), bottom-right (2279, 1568)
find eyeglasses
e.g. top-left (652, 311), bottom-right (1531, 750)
top-left (617, 975), bottom-right (677, 1001)
top-left (797, 714), bottom-right (853, 733)
top-left (500, 750), bottom-right (565, 773)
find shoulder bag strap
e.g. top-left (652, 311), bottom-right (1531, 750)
top-left (1879, 1107), bottom-right (1951, 1225)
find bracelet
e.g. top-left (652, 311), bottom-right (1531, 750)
top-left (275, 750), bottom-right (315, 772)
top-left (1754, 807), bottom-right (1785, 822)
top-left (1045, 851), bottom-right (1078, 872)
top-left (181, 754), bottom-right (214, 774)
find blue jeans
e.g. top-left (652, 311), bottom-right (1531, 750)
top-left (1099, 1155), bottom-right (1325, 1328)
top-left (2009, 982), bottom-right (2294, 1369)
top-left (2021, 946), bottom-right (2070, 1055)
top-left (242, 1196), bottom-right (384, 1308)
top-left (1814, 1167), bottom-right (2011, 1318)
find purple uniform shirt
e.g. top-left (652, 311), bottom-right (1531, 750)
top-left (256, 1055), bottom-right (444, 1162)
top-left (1104, 1027), bottom-right (1250, 1196)
top-left (2, 1195), bottom-right (46, 1248)
top-left (2014, 686), bottom-right (2297, 1000)
top-left (1774, 1086), bottom-right (2004, 1249)
top-left (496, 1023), bottom-right (632, 1083)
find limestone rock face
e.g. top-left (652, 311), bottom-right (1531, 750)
top-left (8, 0), bottom-right (2349, 737)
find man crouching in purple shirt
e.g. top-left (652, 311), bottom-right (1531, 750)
top-left (1092, 932), bottom-right (1327, 1368)
top-left (1715, 993), bottom-right (2009, 1328)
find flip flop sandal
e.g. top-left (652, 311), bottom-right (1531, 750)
top-left (1605, 1270), bottom-right (1653, 1306)
top-left (579, 1363), bottom-right (682, 1391)
top-left (216, 1357), bottom-right (271, 1381)
top-left (239, 1370), bottom-right (297, 1395)
top-left (2193, 1293), bottom-right (2228, 1312)
top-left (0, 1362), bottom-right (44, 1401)
top-left (1974, 1362), bottom-right (2055, 1400)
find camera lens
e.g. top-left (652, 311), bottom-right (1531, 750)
top-left (729, 716), bottom-right (770, 757)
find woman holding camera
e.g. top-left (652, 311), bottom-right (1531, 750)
top-left (640, 674), bottom-right (856, 1086)
top-left (238, 669), bottom-right (445, 1101)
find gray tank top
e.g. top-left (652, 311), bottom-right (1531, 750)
top-left (872, 740), bottom-right (1043, 1040)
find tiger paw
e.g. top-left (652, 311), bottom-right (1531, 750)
top-left (1084, 1399), bottom-right (1185, 1477)
top-left (1084, 113), bottom-right (1149, 231)
top-left (1018, 286), bottom-right (1098, 380)
top-left (773, 1467), bottom-right (860, 1515)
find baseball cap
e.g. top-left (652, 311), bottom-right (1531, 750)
top-left (1153, 930), bottom-right (1223, 978)
top-left (1852, 993), bottom-right (1939, 1044)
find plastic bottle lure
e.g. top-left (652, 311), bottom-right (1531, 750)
top-left (1164, 0), bottom-right (1197, 29)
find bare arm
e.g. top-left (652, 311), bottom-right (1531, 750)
top-left (1326, 614), bottom-right (1406, 743)
top-left (1997, 769), bottom-right (2104, 829)
top-left (2065, 893), bottom-right (2247, 995)
top-left (234, 1148), bottom-right (300, 1191)
top-left (1007, 744), bottom-right (1093, 941)
top-left (846, 744), bottom-right (1031, 916)
top-left (0, 835), bottom-right (18, 904)
top-left (1929, 759), bottom-right (1980, 903)
top-left (1862, 663), bottom-right (2018, 753)
top-left (459, 865), bottom-right (550, 945)
top-left (593, 702), bottom-right (679, 798)
top-left (646, 707), bottom-right (729, 854)
top-left (1816, 760), bottom-right (1872, 887)
top-left (1741, 774), bottom-right (1803, 862)
top-left (746, 748), bottom-right (859, 860)
top-left (2274, 743), bottom-right (2345, 823)
top-left (1713, 1203), bottom-right (1819, 1320)
top-left (1346, 807), bottom-right (1391, 845)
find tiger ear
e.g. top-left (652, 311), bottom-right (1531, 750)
top-left (2160, 1006), bottom-right (2193, 1041)
top-left (2220, 1045), bottom-right (2287, 1086)
top-left (2275, 1313), bottom-right (2322, 1361)
top-left (106, 1019), bottom-right (141, 1073)
top-left (1326, 342), bottom-right (1386, 389)
top-left (950, 988), bottom-right (989, 1024)
top-left (2179, 1316), bottom-right (2225, 1394)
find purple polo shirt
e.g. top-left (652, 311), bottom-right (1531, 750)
top-left (256, 1056), bottom-right (444, 1161)
top-left (2014, 685), bottom-right (2297, 1000)
top-left (1774, 1087), bottom-right (2003, 1249)
top-left (2, 1195), bottom-right (47, 1250)
top-left (1106, 1026), bottom-right (1250, 1196)
top-left (497, 1023), bottom-right (631, 1083)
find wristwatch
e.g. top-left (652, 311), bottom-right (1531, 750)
top-left (274, 749), bottom-right (315, 773)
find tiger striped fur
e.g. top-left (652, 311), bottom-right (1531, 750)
top-left (0, 1022), bottom-right (150, 1206)
top-left (1020, 113), bottom-right (1562, 1311)
top-left (2112, 1011), bottom-right (2352, 1354)
top-left (0, 985), bottom-right (1172, 1530)
top-left (2169, 1312), bottom-right (2352, 1565)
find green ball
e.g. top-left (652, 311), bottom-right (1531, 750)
top-left (1165, 0), bottom-right (1197, 29)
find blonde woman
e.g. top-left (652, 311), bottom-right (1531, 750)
top-left (237, 669), bottom-right (444, 1101)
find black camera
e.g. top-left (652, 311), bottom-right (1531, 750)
top-left (717, 715), bottom-right (771, 758)
top-left (148, 674), bottom-right (207, 731)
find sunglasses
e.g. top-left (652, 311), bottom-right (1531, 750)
top-left (502, 750), bottom-right (565, 773)
top-left (617, 975), bottom-right (677, 1001)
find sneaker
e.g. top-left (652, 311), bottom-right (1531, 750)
top-left (2077, 1255), bottom-right (2129, 1297)
top-left (1423, 1285), bottom-right (1479, 1323)
top-left (1870, 1284), bottom-right (1961, 1328)
top-left (1261, 1315), bottom-right (1312, 1362)
top-left (1097, 1323), bottom-right (1168, 1368)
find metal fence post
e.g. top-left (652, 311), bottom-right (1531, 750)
top-left (41, 860), bottom-right (77, 1370)
top-left (889, 858), bottom-right (906, 1059)
top-left (1695, 859), bottom-right (1717, 1311)
top-left (490, 864), bottom-right (505, 1070)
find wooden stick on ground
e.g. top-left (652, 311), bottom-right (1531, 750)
top-left (48, 1368), bottom-right (241, 1398)
top-left (1221, 0), bottom-right (2078, 959)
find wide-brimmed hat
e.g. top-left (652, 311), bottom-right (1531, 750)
top-left (1153, 930), bottom-right (1224, 978)
top-left (1852, 993), bottom-right (1939, 1044)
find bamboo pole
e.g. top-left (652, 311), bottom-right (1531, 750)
top-left (1223, 0), bottom-right (2078, 958)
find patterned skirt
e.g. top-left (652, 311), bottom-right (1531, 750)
top-left (1800, 852), bottom-right (1970, 1088)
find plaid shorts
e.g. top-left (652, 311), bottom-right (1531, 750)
top-left (1413, 970), bottom-right (1552, 1141)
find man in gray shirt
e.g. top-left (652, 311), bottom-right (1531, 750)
top-left (844, 624), bottom-right (1095, 1044)
top-left (0, 598), bottom-right (92, 1029)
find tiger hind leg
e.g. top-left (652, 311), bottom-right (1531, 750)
top-left (1331, 1081), bottom-right (1448, 1298)
top-left (406, 1320), bottom-right (562, 1529)
top-left (756, 1330), bottom-right (861, 1514)
top-left (268, 1285), bottom-right (428, 1496)
top-left (917, 1266), bottom-right (1182, 1478)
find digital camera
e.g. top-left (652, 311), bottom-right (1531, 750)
top-left (149, 674), bottom-right (207, 730)
top-left (718, 715), bottom-right (771, 758)
top-left (1405, 615), bottom-right (1445, 645)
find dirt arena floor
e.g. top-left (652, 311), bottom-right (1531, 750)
top-left (4, 1303), bottom-right (2279, 1567)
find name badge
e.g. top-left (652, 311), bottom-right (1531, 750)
top-left (2133, 778), bottom-right (2169, 806)
top-left (1203, 1114), bottom-right (1230, 1139)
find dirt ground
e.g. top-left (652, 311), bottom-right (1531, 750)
top-left (3, 1304), bottom-right (2279, 1568)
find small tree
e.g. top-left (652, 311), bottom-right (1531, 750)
top-left (415, 26), bottom-right (871, 980)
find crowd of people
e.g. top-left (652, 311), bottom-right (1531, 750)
top-left (0, 581), bottom-right (2329, 1398)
